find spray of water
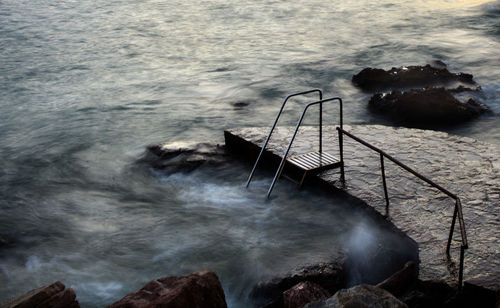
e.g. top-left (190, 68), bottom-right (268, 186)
top-left (341, 220), bottom-right (419, 286)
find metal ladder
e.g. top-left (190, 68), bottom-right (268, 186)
top-left (246, 89), bottom-right (344, 198)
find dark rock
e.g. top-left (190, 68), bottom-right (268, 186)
top-left (368, 87), bottom-right (489, 124)
top-left (429, 60), bottom-right (447, 70)
top-left (376, 261), bottom-right (418, 297)
top-left (232, 100), bottom-right (251, 108)
top-left (107, 270), bottom-right (227, 308)
top-left (352, 64), bottom-right (477, 92)
top-left (447, 281), bottom-right (498, 308)
top-left (447, 85), bottom-right (482, 93)
top-left (305, 284), bottom-right (407, 308)
top-left (250, 257), bottom-right (346, 306)
top-left (344, 238), bottom-right (419, 286)
top-left (0, 281), bottom-right (80, 308)
top-left (144, 141), bottom-right (228, 172)
top-left (283, 282), bottom-right (330, 308)
top-left (398, 279), bottom-right (455, 308)
top-left (399, 279), bottom-right (498, 308)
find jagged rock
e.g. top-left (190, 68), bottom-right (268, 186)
top-left (250, 256), bottom-right (346, 306)
top-left (283, 281), bottom-right (330, 308)
top-left (376, 261), bottom-right (418, 297)
top-left (352, 64), bottom-right (477, 91)
top-left (108, 270), bottom-right (227, 308)
top-left (144, 141), bottom-right (228, 172)
top-left (368, 87), bottom-right (489, 124)
top-left (304, 284), bottom-right (408, 308)
top-left (398, 279), bottom-right (455, 308)
top-left (0, 281), bottom-right (80, 308)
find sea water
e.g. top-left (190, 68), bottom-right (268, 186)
top-left (0, 0), bottom-right (499, 306)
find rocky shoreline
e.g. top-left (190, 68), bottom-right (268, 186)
top-left (2, 63), bottom-right (497, 307)
top-left (2, 260), bottom-right (493, 308)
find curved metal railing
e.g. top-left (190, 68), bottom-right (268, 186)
top-left (266, 97), bottom-right (343, 198)
top-left (246, 89), bottom-right (323, 188)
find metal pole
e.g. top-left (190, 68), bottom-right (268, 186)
top-left (380, 153), bottom-right (390, 217)
top-left (337, 127), bottom-right (469, 288)
top-left (447, 203), bottom-right (458, 256)
top-left (338, 128), bottom-right (345, 185)
top-left (267, 106), bottom-right (309, 198)
top-left (319, 92), bottom-right (323, 153)
top-left (246, 89), bottom-right (322, 187)
top-left (459, 245), bottom-right (465, 292)
top-left (267, 97), bottom-right (342, 198)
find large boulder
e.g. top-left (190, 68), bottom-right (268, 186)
top-left (305, 284), bottom-right (408, 308)
top-left (376, 261), bottom-right (418, 297)
top-left (368, 87), bottom-right (488, 125)
top-left (283, 282), bottom-right (330, 308)
top-left (0, 281), bottom-right (80, 308)
top-left (108, 270), bottom-right (227, 308)
top-left (352, 64), bottom-right (477, 92)
top-left (250, 257), bottom-right (346, 307)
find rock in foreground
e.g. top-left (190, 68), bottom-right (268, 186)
top-left (305, 284), bottom-right (408, 308)
top-left (250, 258), bottom-right (346, 306)
top-left (108, 270), bottom-right (227, 308)
top-left (376, 261), bottom-right (418, 297)
top-left (0, 281), bottom-right (79, 308)
top-left (283, 282), bottom-right (330, 308)
top-left (369, 87), bottom-right (488, 124)
top-left (352, 64), bottom-right (477, 91)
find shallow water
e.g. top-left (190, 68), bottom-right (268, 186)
top-left (0, 0), bottom-right (499, 306)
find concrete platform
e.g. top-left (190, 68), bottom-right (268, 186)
top-left (224, 124), bottom-right (499, 294)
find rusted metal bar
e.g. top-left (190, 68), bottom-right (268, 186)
top-left (380, 153), bottom-right (390, 217)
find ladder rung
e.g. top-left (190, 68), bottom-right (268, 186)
top-left (287, 151), bottom-right (341, 171)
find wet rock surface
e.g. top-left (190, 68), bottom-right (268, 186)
top-left (282, 282), bottom-right (330, 308)
top-left (305, 284), bottom-right (408, 308)
top-left (352, 64), bottom-right (489, 126)
top-left (108, 270), bottom-right (227, 308)
top-left (225, 125), bottom-right (499, 293)
top-left (369, 87), bottom-right (489, 124)
top-left (0, 281), bottom-right (80, 308)
top-left (250, 256), bottom-right (346, 307)
top-left (352, 64), bottom-right (477, 92)
top-left (144, 141), bottom-right (228, 173)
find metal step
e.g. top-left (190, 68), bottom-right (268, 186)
top-left (287, 151), bottom-right (341, 171)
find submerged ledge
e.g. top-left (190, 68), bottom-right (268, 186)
top-left (224, 124), bottom-right (499, 294)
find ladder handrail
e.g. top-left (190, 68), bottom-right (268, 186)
top-left (267, 97), bottom-right (343, 198)
top-left (246, 89), bottom-right (323, 188)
